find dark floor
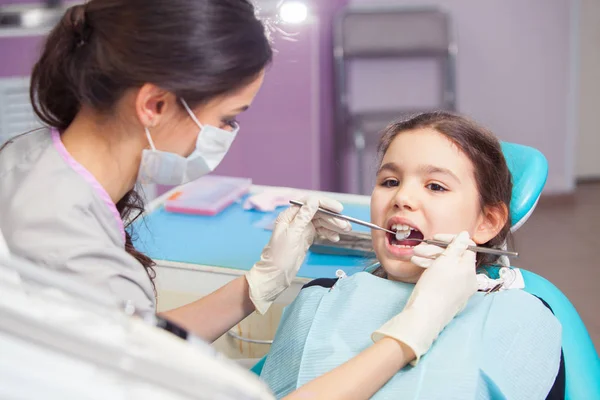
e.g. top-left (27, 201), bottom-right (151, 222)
top-left (513, 182), bottom-right (600, 354)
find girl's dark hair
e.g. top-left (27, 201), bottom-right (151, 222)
top-left (373, 111), bottom-right (513, 276)
top-left (30, 0), bottom-right (273, 284)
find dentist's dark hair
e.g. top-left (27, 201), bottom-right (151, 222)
top-left (373, 111), bottom-right (513, 277)
top-left (30, 0), bottom-right (273, 286)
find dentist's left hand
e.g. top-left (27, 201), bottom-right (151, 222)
top-left (246, 196), bottom-right (352, 314)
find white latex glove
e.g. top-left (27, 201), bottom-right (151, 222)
top-left (371, 231), bottom-right (478, 363)
top-left (246, 196), bottom-right (352, 314)
top-left (410, 233), bottom-right (476, 268)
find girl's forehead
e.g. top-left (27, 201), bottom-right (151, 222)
top-left (384, 129), bottom-right (471, 169)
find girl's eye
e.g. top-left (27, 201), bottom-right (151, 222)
top-left (381, 179), bottom-right (399, 188)
top-left (427, 183), bottom-right (447, 192)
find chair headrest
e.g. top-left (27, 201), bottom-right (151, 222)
top-left (501, 142), bottom-right (548, 232)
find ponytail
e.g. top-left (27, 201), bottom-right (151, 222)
top-left (30, 4), bottom-right (91, 131)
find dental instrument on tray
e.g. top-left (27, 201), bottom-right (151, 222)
top-left (289, 200), bottom-right (519, 259)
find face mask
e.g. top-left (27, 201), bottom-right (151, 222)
top-left (137, 99), bottom-right (239, 185)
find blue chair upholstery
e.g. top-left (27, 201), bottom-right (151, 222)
top-left (501, 142), bottom-right (548, 231)
top-left (502, 143), bottom-right (600, 399)
top-left (251, 142), bottom-right (600, 399)
top-left (522, 270), bottom-right (600, 399)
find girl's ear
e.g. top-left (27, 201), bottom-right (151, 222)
top-left (472, 203), bottom-right (509, 244)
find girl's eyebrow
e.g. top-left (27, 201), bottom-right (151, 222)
top-left (418, 165), bottom-right (462, 184)
top-left (377, 162), bottom-right (461, 184)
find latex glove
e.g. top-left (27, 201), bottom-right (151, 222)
top-left (246, 196), bottom-right (352, 314)
top-left (410, 233), bottom-right (475, 268)
top-left (371, 231), bottom-right (478, 363)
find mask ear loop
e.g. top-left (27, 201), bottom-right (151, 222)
top-left (144, 127), bottom-right (157, 151)
top-left (179, 98), bottom-right (204, 129)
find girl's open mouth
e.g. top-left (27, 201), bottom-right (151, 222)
top-left (386, 224), bottom-right (424, 248)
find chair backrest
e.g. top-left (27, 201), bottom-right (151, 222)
top-left (521, 270), bottom-right (600, 400)
top-left (501, 142), bottom-right (548, 231)
top-left (503, 143), bottom-right (599, 398)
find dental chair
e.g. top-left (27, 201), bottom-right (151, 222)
top-left (250, 142), bottom-right (600, 399)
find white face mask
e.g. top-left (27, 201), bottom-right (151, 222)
top-left (137, 99), bottom-right (239, 185)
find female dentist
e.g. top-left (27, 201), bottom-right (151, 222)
top-left (0, 0), bottom-right (478, 398)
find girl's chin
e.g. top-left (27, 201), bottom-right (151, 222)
top-left (379, 261), bottom-right (424, 283)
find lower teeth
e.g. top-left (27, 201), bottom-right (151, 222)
top-left (392, 244), bottom-right (412, 249)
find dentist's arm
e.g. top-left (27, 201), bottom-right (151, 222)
top-left (161, 275), bottom-right (255, 343)
top-left (162, 197), bottom-right (351, 342)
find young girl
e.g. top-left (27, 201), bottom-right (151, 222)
top-left (260, 112), bottom-right (564, 399)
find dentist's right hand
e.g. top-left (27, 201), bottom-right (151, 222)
top-left (372, 231), bottom-right (478, 363)
top-left (246, 196), bottom-right (352, 315)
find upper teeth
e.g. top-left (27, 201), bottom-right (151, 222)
top-left (391, 224), bottom-right (413, 232)
top-left (392, 224), bottom-right (414, 240)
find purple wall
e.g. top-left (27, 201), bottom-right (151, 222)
top-left (213, 23), bottom-right (319, 189)
top-left (315, 0), bottom-right (349, 191)
top-left (215, 0), bottom-right (349, 191)
top-left (212, 0), bottom-right (347, 191)
top-left (0, 36), bottom-right (44, 77)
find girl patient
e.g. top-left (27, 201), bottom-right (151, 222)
top-left (260, 112), bottom-right (563, 400)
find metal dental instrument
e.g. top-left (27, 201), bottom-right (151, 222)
top-left (484, 282), bottom-right (504, 296)
top-left (289, 200), bottom-right (519, 259)
top-left (289, 200), bottom-right (396, 235)
top-left (409, 238), bottom-right (519, 258)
